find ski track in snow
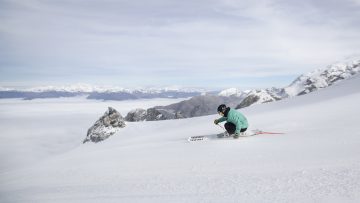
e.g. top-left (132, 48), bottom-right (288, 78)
top-left (1, 75), bottom-right (360, 202)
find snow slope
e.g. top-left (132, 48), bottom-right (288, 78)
top-left (1, 76), bottom-right (360, 202)
top-left (0, 97), bottom-right (186, 172)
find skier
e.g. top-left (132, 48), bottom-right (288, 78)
top-left (214, 104), bottom-right (248, 139)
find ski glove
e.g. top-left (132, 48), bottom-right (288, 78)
top-left (214, 119), bottom-right (219, 125)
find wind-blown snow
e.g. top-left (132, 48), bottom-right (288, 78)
top-left (1, 76), bottom-right (360, 202)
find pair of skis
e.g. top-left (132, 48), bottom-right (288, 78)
top-left (188, 129), bottom-right (284, 142)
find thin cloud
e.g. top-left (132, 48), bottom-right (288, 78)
top-left (0, 0), bottom-right (359, 88)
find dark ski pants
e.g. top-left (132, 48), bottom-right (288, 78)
top-left (224, 122), bottom-right (247, 134)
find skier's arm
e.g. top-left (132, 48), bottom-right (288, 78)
top-left (217, 117), bottom-right (227, 123)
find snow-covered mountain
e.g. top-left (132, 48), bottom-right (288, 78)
top-left (1, 68), bottom-right (360, 202)
top-left (26, 83), bottom-right (122, 93)
top-left (0, 84), bottom-right (207, 100)
top-left (3, 84), bottom-right (207, 94)
top-left (133, 58), bottom-right (360, 121)
top-left (227, 58), bottom-right (360, 109)
top-left (285, 59), bottom-right (360, 96)
top-left (218, 88), bottom-right (248, 97)
top-left (235, 88), bottom-right (282, 108)
top-left (124, 58), bottom-right (360, 122)
top-left (0, 83), bottom-right (126, 93)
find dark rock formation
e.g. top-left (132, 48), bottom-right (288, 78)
top-left (83, 107), bottom-right (126, 143)
top-left (236, 95), bottom-right (260, 109)
top-left (125, 108), bottom-right (147, 122)
top-left (125, 95), bottom-right (243, 122)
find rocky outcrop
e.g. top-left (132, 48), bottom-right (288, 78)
top-left (145, 108), bottom-right (168, 121)
top-left (158, 95), bottom-right (242, 118)
top-left (124, 108), bottom-right (172, 121)
top-left (83, 107), bottom-right (126, 143)
top-left (235, 88), bottom-right (284, 109)
top-left (125, 95), bottom-right (243, 121)
top-left (236, 95), bottom-right (260, 109)
top-left (125, 108), bottom-right (147, 121)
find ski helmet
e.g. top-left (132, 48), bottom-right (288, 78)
top-left (217, 104), bottom-right (227, 113)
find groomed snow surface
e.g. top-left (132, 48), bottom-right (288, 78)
top-left (1, 76), bottom-right (360, 203)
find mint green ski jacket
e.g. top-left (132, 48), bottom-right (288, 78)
top-left (217, 108), bottom-right (248, 134)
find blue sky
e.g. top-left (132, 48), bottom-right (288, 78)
top-left (0, 0), bottom-right (359, 90)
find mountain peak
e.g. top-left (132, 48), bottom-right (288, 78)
top-left (285, 59), bottom-right (360, 96)
top-left (218, 88), bottom-right (246, 97)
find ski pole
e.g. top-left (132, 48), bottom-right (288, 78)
top-left (217, 124), bottom-right (225, 130)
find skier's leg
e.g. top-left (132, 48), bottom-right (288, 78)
top-left (233, 128), bottom-right (248, 139)
top-left (239, 128), bottom-right (248, 136)
top-left (240, 128), bottom-right (247, 132)
top-left (224, 122), bottom-right (236, 135)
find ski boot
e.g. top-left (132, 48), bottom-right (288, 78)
top-left (233, 132), bottom-right (246, 139)
top-left (217, 131), bottom-right (231, 138)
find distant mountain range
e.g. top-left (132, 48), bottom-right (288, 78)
top-left (0, 85), bottom-right (208, 100)
top-left (125, 58), bottom-right (360, 121)
top-left (1, 58), bottom-right (359, 121)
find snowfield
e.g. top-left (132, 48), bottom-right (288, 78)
top-left (0, 97), bottom-right (187, 172)
top-left (1, 75), bottom-right (360, 202)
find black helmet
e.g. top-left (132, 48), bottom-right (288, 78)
top-left (217, 104), bottom-right (227, 113)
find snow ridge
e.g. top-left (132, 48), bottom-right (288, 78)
top-left (285, 59), bottom-right (360, 96)
top-left (217, 58), bottom-right (360, 109)
top-left (218, 88), bottom-right (247, 97)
